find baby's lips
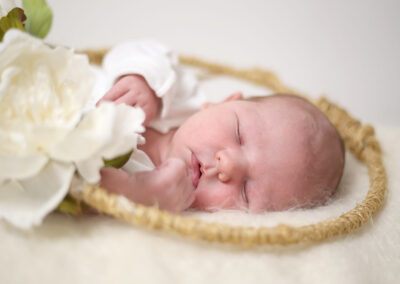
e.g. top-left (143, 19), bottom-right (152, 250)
top-left (191, 153), bottom-right (201, 189)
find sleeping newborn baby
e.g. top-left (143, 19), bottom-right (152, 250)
top-left (96, 41), bottom-right (345, 213)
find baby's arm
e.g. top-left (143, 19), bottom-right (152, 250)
top-left (96, 40), bottom-right (178, 126)
top-left (99, 158), bottom-right (195, 212)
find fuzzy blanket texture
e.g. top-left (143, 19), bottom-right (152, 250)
top-left (1, 77), bottom-right (399, 283)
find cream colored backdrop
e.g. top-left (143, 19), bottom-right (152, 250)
top-left (45, 0), bottom-right (400, 126)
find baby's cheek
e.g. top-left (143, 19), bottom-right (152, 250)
top-left (267, 183), bottom-right (317, 211)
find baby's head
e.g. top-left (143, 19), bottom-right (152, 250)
top-left (168, 93), bottom-right (345, 212)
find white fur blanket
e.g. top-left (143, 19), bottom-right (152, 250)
top-left (0, 125), bottom-right (399, 284)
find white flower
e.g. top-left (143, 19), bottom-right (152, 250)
top-left (0, 0), bottom-right (17, 17)
top-left (0, 29), bottom-right (145, 229)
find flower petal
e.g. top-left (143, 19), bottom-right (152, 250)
top-left (50, 102), bottom-right (116, 161)
top-left (0, 152), bottom-right (48, 180)
top-left (75, 156), bottom-right (104, 184)
top-left (101, 103), bottom-right (145, 159)
top-left (0, 29), bottom-right (95, 130)
top-left (0, 161), bottom-right (74, 229)
top-left (74, 104), bottom-right (145, 184)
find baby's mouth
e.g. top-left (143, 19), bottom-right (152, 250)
top-left (191, 152), bottom-right (202, 189)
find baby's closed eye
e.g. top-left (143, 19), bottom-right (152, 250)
top-left (241, 180), bottom-right (249, 204)
top-left (235, 112), bottom-right (243, 145)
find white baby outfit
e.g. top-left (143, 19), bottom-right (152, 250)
top-left (89, 40), bottom-right (208, 173)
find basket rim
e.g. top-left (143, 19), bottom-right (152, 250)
top-left (75, 49), bottom-right (387, 246)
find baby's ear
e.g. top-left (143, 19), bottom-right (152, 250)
top-left (224, 92), bottom-right (243, 102)
top-left (201, 92), bottom-right (243, 110)
top-left (201, 102), bottom-right (212, 110)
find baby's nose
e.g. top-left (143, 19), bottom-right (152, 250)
top-left (216, 149), bottom-right (245, 183)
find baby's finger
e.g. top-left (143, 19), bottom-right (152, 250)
top-left (99, 167), bottom-right (130, 194)
top-left (177, 178), bottom-right (196, 211)
top-left (114, 90), bottom-right (138, 106)
top-left (98, 83), bottom-right (129, 104)
top-left (156, 159), bottom-right (195, 203)
top-left (137, 159), bottom-right (185, 191)
top-left (156, 158), bottom-right (187, 182)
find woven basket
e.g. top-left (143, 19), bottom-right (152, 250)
top-left (74, 49), bottom-right (387, 246)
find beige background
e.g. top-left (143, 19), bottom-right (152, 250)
top-left (1, 1), bottom-right (400, 283)
top-left (45, 0), bottom-right (400, 126)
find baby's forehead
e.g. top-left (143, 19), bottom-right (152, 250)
top-left (246, 94), bottom-right (314, 111)
top-left (237, 95), bottom-right (320, 160)
top-left (241, 95), bottom-right (319, 127)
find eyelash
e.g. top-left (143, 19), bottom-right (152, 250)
top-left (234, 113), bottom-right (248, 204)
top-left (241, 181), bottom-right (249, 204)
top-left (235, 113), bottom-right (242, 145)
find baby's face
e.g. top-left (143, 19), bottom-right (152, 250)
top-left (167, 95), bottom-right (343, 212)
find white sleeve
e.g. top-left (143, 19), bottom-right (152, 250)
top-left (102, 40), bottom-right (178, 117)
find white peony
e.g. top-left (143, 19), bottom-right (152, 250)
top-left (0, 29), bottom-right (145, 229)
top-left (0, 0), bottom-right (17, 17)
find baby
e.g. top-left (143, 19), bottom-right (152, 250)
top-left (97, 42), bottom-right (345, 213)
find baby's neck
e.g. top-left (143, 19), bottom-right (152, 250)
top-left (138, 127), bottom-right (176, 167)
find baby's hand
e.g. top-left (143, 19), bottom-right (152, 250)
top-left (97, 74), bottom-right (160, 125)
top-left (100, 158), bottom-right (195, 212)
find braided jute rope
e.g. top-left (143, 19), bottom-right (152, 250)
top-left (77, 49), bottom-right (387, 246)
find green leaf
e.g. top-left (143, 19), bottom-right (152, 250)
top-left (56, 194), bottom-right (90, 215)
top-left (0, 8), bottom-right (26, 41)
top-left (8, 7), bottom-right (27, 22)
top-left (22, 0), bottom-right (52, 38)
top-left (103, 151), bottom-right (133, 168)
